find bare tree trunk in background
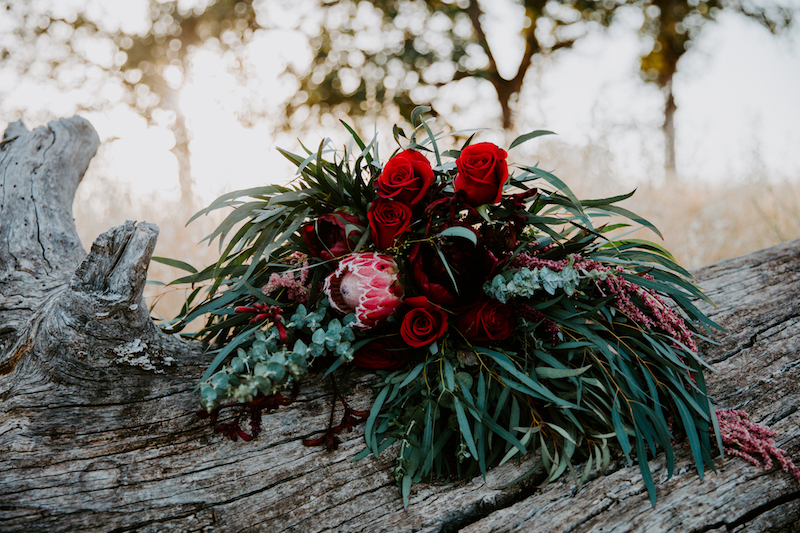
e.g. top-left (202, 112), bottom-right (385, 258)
top-left (663, 80), bottom-right (678, 183)
top-left (162, 91), bottom-right (196, 212)
top-left (466, 0), bottom-right (548, 132)
top-left (2, 117), bottom-right (800, 532)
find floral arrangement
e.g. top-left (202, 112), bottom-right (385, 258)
top-left (162, 108), bottom-right (734, 506)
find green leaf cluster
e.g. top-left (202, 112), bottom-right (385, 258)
top-left (199, 303), bottom-right (359, 412)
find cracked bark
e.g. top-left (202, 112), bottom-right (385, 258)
top-left (1, 117), bottom-right (799, 532)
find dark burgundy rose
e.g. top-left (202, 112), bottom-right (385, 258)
top-left (456, 298), bottom-right (514, 342)
top-left (375, 150), bottom-right (435, 205)
top-left (367, 198), bottom-right (413, 250)
top-left (480, 221), bottom-right (523, 254)
top-left (302, 210), bottom-right (365, 260)
top-left (352, 339), bottom-right (412, 370)
top-left (400, 296), bottom-right (449, 348)
top-left (409, 239), bottom-right (499, 307)
top-left (454, 142), bottom-right (509, 206)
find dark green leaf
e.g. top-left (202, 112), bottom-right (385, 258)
top-left (411, 105), bottom-right (431, 126)
top-left (509, 130), bottom-right (555, 150)
top-left (453, 396), bottom-right (479, 459)
top-left (669, 389), bottom-right (704, 479)
top-left (438, 226), bottom-right (478, 245)
top-left (366, 385), bottom-right (391, 455)
top-left (635, 429), bottom-right (657, 506)
top-left (151, 256), bottom-right (197, 273)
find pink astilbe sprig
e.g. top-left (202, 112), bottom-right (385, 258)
top-left (716, 409), bottom-right (800, 484)
top-left (600, 271), bottom-right (698, 353)
top-left (512, 253), bottom-right (570, 272)
top-left (262, 252), bottom-right (311, 303)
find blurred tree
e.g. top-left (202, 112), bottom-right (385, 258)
top-left (1, 0), bottom-right (617, 204)
top-left (0, 0), bottom-right (260, 207)
top-left (278, 0), bottom-right (614, 131)
top-left (637, 0), bottom-right (793, 181)
top-left (15, 0), bottom-right (786, 194)
top-left (116, 0), bottom-right (259, 207)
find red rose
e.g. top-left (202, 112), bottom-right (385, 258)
top-left (456, 298), bottom-right (514, 342)
top-left (454, 142), bottom-right (509, 206)
top-left (302, 210), bottom-right (365, 260)
top-left (409, 239), bottom-right (499, 307)
top-left (352, 339), bottom-right (411, 370)
top-left (376, 150), bottom-right (435, 205)
top-left (367, 198), bottom-right (413, 250)
top-left (400, 296), bottom-right (449, 348)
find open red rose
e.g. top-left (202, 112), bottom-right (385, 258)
top-left (375, 150), bottom-right (435, 205)
top-left (352, 339), bottom-right (411, 370)
top-left (400, 296), bottom-right (448, 348)
top-left (367, 198), bottom-right (412, 250)
top-left (456, 298), bottom-right (514, 342)
top-left (454, 142), bottom-right (509, 206)
top-left (302, 210), bottom-right (365, 260)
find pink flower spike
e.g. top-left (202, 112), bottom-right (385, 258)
top-left (716, 409), bottom-right (800, 485)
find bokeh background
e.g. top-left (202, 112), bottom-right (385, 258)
top-left (1, 0), bottom-right (799, 321)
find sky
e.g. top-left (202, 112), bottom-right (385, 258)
top-left (2, 0), bottom-right (800, 206)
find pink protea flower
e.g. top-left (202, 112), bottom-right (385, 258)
top-left (324, 252), bottom-right (404, 329)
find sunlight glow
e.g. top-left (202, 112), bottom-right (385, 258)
top-left (3, 0), bottom-right (800, 205)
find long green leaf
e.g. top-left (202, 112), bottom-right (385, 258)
top-left (523, 165), bottom-right (584, 214)
top-left (453, 396), bottom-right (479, 459)
top-left (365, 385), bottom-right (391, 454)
top-left (634, 429), bottom-right (657, 506)
top-left (419, 117), bottom-right (441, 167)
top-left (476, 348), bottom-right (577, 408)
top-left (535, 365), bottom-right (592, 380)
top-left (612, 398), bottom-right (632, 459)
top-left (669, 389), bottom-right (705, 479)
top-left (591, 204), bottom-right (663, 239)
top-left (151, 256), bottom-right (197, 273)
top-left (411, 105), bottom-right (431, 126)
top-left (188, 186), bottom-right (284, 224)
top-left (509, 130), bottom-right (555, 150)
top-left (580, 189), bottom-right (637, 207)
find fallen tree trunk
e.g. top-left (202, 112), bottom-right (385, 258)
top-left (1, 117), bottom-right (798, 533)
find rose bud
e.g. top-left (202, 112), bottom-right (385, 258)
top-left (456, 298), bottom-right (514, 342)
top-left (302, 210), bottom-right (365, 260)
top-left (367, 198), bottom-right (413, 250)
top-left (400, 296), bottom-right (449, 348)
top-left (375, 150), bottom-right (435, 205)
top-left (324, 252), bottom-right (404, 330)
top-left (352, 339), bottom-right (412, 370)
top-left (453, 142), bottom-right (509, 206)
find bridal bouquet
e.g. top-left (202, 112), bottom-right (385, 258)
top-left (164, 108), bottom-right (724, 506)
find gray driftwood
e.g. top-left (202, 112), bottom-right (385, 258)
top-left (1, 117), bottom-right (799, 533)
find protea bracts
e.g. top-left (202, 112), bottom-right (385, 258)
top-left (323, 252), bottom-right (404, 330)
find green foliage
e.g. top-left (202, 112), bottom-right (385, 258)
top-left (199, 303), bottom-right (358, 411)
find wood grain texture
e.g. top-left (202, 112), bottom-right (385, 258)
top-left (1, 117), bottom-right (799, 533)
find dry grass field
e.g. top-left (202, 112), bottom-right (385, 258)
top-left (72, 142), bottom-right (800, 327)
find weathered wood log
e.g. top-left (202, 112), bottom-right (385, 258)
top-left (1, 117), bottom-right (799, 532)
